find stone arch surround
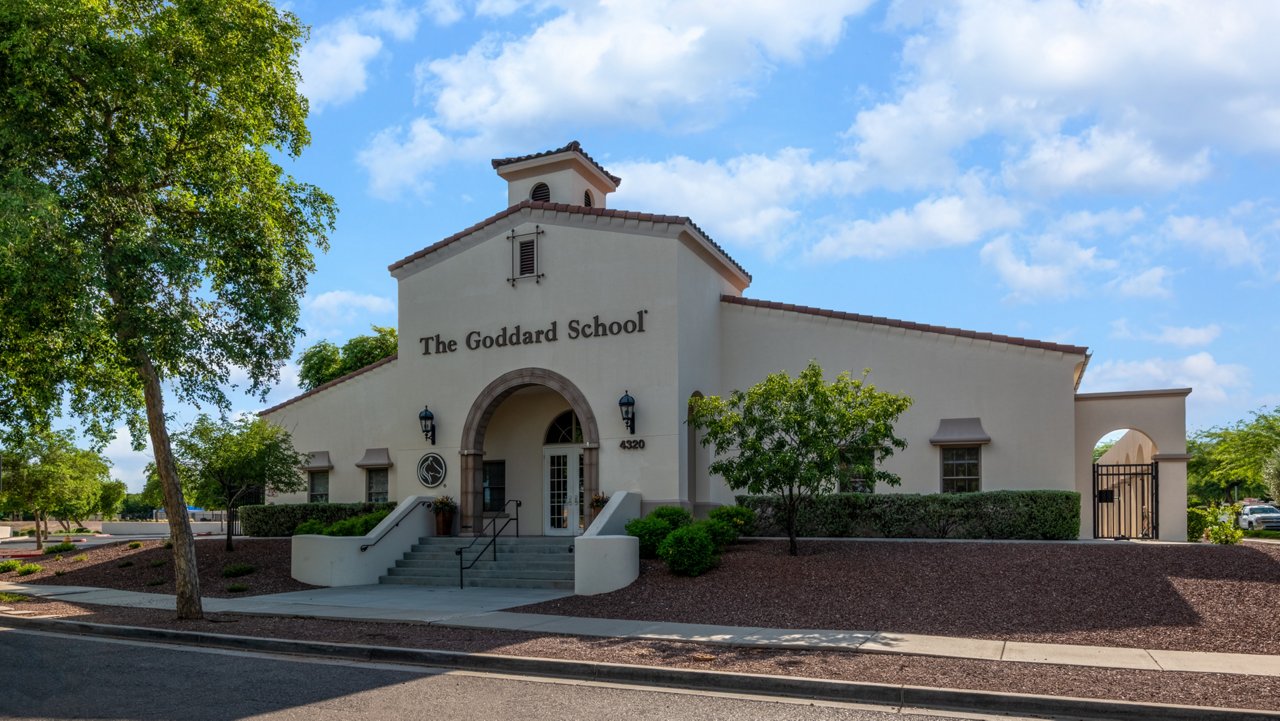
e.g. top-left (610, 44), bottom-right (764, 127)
top-left (459, 368), bottom-right (599, 534)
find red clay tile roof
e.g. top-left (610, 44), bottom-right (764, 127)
top-left (258, 354), bottom-right (398, 417)
top-left (387, 200), bottom-right (750, 280)
top-left (722, 296), bottom-right (1089, 355)
top-left (491, 140), bottom-right (622, 186)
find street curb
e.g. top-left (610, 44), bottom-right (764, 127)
top-left (2, 614), bottom-right (1276, 721)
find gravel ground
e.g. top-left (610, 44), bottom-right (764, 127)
top-left (0, 537), bottom-right (313, 598)
top-left (519, 538), bottom-right (1280, 655)
top-left (2, 598), bottom-right (1278, 712)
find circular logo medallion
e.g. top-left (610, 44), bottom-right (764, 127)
top-left (416, 452), bottom-right (447, 488)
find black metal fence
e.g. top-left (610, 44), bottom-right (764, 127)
top-left (1093, 462), bottom-right (1158, 539)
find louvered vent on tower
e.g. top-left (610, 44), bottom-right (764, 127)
top-left (530, 182), bottom-right (551, 202)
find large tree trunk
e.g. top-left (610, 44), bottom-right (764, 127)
top-left (135, 352), bottom-right (203, 620)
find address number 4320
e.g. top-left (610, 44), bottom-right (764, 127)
top-left (619, 439), bottom-right (646, 450)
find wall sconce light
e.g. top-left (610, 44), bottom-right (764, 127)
top-left (419, 405), bottom-right (436, 445)
top-left (618, 391), bottom-right (636, 434)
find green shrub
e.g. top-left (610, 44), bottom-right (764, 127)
top-left (239, 501), bottom-right (397, 537)
top-left (163, 540), bottom-right (173, 549)
top-left (117, 560), bottom-right (134, 568)
top-left (293, 519), bottom-right (326, 535)
top-left (127, 541), bottom-right (143, 549)
top-left (71, 554), bottom-right (88, 563)
top-left (1245, 529), bottom-right (1280, 540)
top-left (657, 524), bottom-right (718, 576)
top-left (226, 583), bottom-right (249, 593)
top-left (322, 510), bottom-right (391, 537)
top-left (1188, 507), bottom-right (1213, 541)
top-left (44, 542), bottom-right (77, 555)
top-left (737, 490), bottom-right (1081, 540)
top-left (71, 527), bottom-right (94, 534)
top-left (145, 578), bottom-right (164, 586)
top-left (708, 505), bottom-right (756, 537)
top-left (0, 592), bottom-right (28, 602)
top-left (702, 519), bottom-right (738, 550)
top-left (15, 563), bottom-right (41, 576)
top-left (649, 506), bottom-right (693, 530)
top-left (1203, 504), bottom-right (1243, 545)
top-left (149, 559), bottom-right (166, 568)
top-left (54, 570), bottom-right (65, 576)
top-left (221, 563), bottom-right (255, 578)
top-left (0, 559), bottom-right (22, 573)
top-left (625, 516), bottom-right (673, 559)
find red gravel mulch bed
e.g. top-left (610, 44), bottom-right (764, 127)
top-left (1, 537), bottom-right (312, 598)
top-left (2, 599), bottom-right (1278, 712)
top-left (518, 538), bottom-right (1280, 655)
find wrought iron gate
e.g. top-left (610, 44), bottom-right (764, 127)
top-left (1093, 462), bottom-right (1158, 539)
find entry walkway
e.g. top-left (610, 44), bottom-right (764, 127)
top-left (2, 580), bottom-right (1276, 679)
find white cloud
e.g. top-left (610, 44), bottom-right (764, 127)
top-left (104, 428), bottom-right (153, 493)
top-left (613, 149), bottom-right (864, 256)
top-left (364, 0), bottom-right (874, 197)
top-left (1051, 208), bottom-right (1145, 237)
top-left (1005, 129), bottom-right (1210, 194)
top-left (980, 233), bottom-right (1112, 301)
top-left (1163, 215), bottom-right (1262, 267)
top-left (1111, 319), bottom-right (1221, 347)
top-left (1082, 352), bottom-right (1248, 403)
top-left (1107, 266), bottom-right (1172, 299)
top-left (357, 119), bottom-right (455, 200)
top-left (298, 21), bottom-right (383, 111)
top-left (851, 1), bottom-right (1280, 193)
top-left (360, 0), bottom-right (423, 39)
top-left (424, 0), bottom-right (464, 26)
top-left (809, 177), bottom-right (1021, 260)
top-left (303, 291), bottom-right (395, 336)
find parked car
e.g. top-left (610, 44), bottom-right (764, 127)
top-left (1238, 504), bottom-right (1280, 531)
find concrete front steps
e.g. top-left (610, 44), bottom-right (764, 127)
top-left (379, 536), bottom-right (576, 590)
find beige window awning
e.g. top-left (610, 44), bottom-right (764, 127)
top-left (355, 447), bottom-right (394, 468)
top-left (301, 451), bottom-right (333, 471)
top-left (929, 418), bottom-right (991, 446)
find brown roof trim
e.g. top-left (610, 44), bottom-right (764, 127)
top-left (1075, 388), bottom-right (1193, 401)
top-left (491, 140), bottom-right (622, 186)
top-left (722, 296), bottom-right (1089, 355)
top-left (259, 354), bottom-right (398, 417)
top-left (387, 200), bottom-right (751, 280)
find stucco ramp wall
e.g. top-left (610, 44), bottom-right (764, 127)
top-left (1075, 389), bottom-right (1191, 541)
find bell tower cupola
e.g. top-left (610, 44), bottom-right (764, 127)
top-left (491, 140), bottom-right (621, 209)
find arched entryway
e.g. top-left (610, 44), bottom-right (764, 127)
top-left (1091, 428), bottom-right (1159, 539)
top-left (459, 368), bottom-right (599, 535)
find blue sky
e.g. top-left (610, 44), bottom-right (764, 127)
top-left (106, 0), bottom-right (1280, 489)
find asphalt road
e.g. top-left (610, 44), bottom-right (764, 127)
top-left (0, 628), bottom-right (1006, 721)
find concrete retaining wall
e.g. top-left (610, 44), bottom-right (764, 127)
top-left (291, 495), bottom-right (433, 587)
top-left (101, 521), bottom-right (226, 536)
top-left (574, 490), bottom-right (641, 595)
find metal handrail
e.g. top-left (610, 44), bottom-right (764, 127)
top-left (359, 499), bottom-right (431, 552)
top-left (456, 499), bottom-right (522, 589)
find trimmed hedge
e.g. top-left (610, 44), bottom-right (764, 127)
top-left (737, 490), bottom-right (1080, 540)
top-left (239, 501), bottom-right (397, 537)
top-left (625, 516), bottom-right (673, 559)
top-left (649, 505), bottom-right (693, 530)
top-left (657, 523), bottom-right (718, 576)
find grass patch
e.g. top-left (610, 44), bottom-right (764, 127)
top-left (221, 563), bottom-right (255, 578)
top-left (225, 583), bottom-right (249, 593)
top-left (144, 579), bottom-right (165, 587)
top-left (0, 559), bottom-right (23, 573)
top-left (127, 541), bottom-right (143, 549)
top-left (1244, 529), bottom-right (1280, 540)
top-left (71, 554), bottom-right (88, 562)
top-left (117, 560), bottom-right (134, 568)
top-left (0, 592), bottom-right (29, 603)
top-left (44, 542), bottom-right (77, 555)
top-left (15, 563), bottom-right (41, 576)
top-left (149, 559), bottom-right (166, 568)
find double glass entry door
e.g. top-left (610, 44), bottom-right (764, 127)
top-left (543, 448), bottom-right (584, 536)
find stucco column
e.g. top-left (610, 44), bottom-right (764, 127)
top-left (460, 450), bottom-right (484, 535)
top-left (582, 443), bottom-right (599, 521)
top-left (1154, 454), bottom-right (1190, 541)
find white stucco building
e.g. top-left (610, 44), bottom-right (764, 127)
top-left (262, 141), bottom-right (1191, 550)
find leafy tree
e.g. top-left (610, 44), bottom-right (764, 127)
top-left (0, 1), bottom-right (335, 618)
top-left (174, 415), bottom-right (305, 551)
top-left (1092, 439), bottom-right (1117, 462)
top-left (1188, 407), bottom-right (1280, 503)
top-left (120, 492), bottom-right (157, 520)
top-left (297, 326), bottom-right (397, 390)
top-left (688, 361), bottom-right (913, 555)
top-left (97, 479), bottom-right (128, 520)
top-left (1263, 447), bottom-right (1280, 502)
top-left (0, 430), bottom-right (109, 548)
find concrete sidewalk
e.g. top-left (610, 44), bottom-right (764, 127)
top-left (3, 580), bottom-right (1276, 679)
